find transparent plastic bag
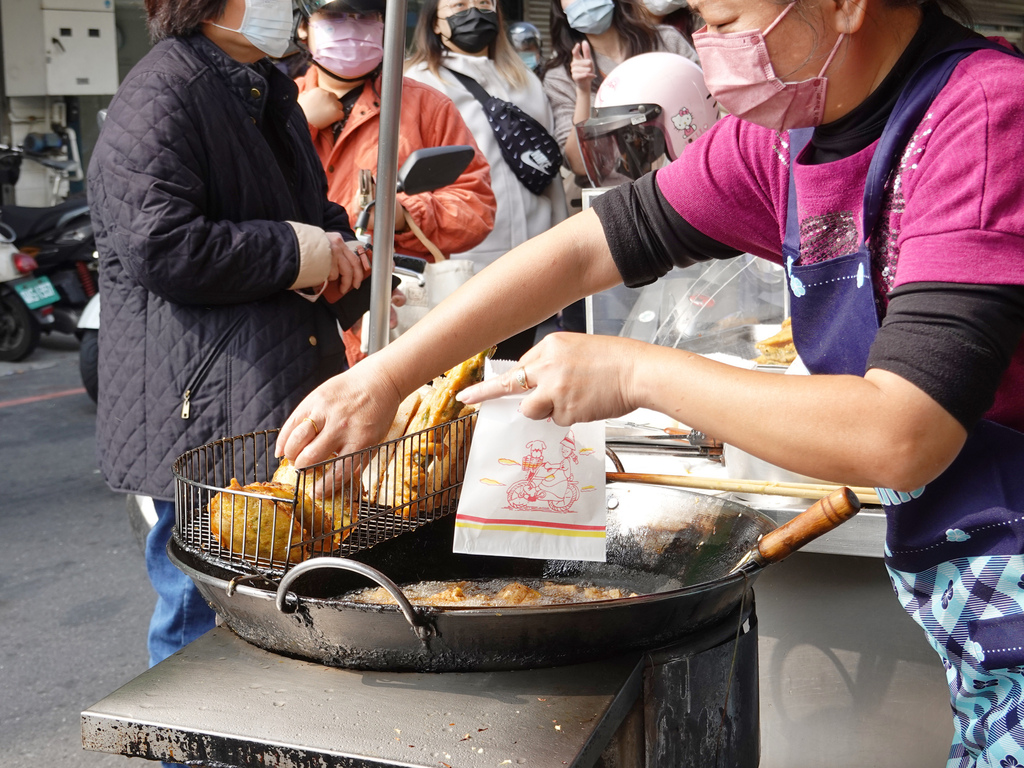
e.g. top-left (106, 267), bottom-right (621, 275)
top-left (649, 256), bottom-right (786, 356)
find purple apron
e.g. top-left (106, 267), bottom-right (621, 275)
top-left (784, 39), bottom-right (1024, 767)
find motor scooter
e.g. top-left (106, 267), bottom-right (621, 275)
top-left (0, 221), bottom-right (59, 361)
top-left (0, 133), bottom-right (98, 338)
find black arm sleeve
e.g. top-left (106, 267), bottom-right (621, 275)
top-left (867, 282), bottom-right (1024, 430)
top-left (591, 172), bottom-right (743, 289)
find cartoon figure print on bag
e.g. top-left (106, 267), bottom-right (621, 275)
top-left (499, 431), bottom-right (591, 512)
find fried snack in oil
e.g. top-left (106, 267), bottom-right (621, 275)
top-left (208, 479), bottom-right (311, 564)
top-left (494, 581), bottom-right (542, 605)
top-left (349, 580), bottom-right (638, 607)
top-left (272, 457), bottom-right (357, 548)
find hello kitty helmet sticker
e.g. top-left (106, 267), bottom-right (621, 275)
top-left (576, 52), bottom-right (718, 186)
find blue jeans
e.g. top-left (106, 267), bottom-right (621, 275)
top-left (146, 499), bottom-right (216, 768)
top-left (145, 498), bottom-right (216, 666)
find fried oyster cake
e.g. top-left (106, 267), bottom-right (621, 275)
top-left (208, 479), bottom-right (315, 564)
top-left (272, 457), bottom-right (358, 548)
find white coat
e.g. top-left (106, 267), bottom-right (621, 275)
top-left (405, 52), bottom-right (569, 275)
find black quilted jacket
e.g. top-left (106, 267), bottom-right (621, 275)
top-left (88, 34), bottom-right (354, 500)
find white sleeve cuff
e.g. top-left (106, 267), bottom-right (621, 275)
top-left (287, 221), bottom-right (332, 290)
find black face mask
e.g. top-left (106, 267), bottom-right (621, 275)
top-left (441, 8), bottom-right (499, 54)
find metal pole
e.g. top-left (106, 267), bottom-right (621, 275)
top-left (366, 0), bottom-right (408, 354)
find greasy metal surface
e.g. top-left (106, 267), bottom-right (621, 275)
top-left (605, 449), bottom-right (885, 558)
top-left (644, 607), bottom-right (760, 767)
top-left (169, 483), bottom-right (774, 670)
top-left (82, 626), bottom-right (644, 768)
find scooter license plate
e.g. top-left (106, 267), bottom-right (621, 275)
top-left (13, 276), bottom-right (60, 310)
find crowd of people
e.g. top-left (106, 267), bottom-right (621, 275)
top-left (89, 0), bottom-right (1024, 765)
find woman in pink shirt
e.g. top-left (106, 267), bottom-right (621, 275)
top-left (281, 0), bottom-right (1024, 762)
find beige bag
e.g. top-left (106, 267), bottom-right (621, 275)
top-left (360, 203), bottom-right (477, 349)
top-left (392, 216), bottom-right (474, 336)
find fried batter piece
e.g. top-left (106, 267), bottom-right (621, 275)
top-left (404, 349), bottom-right (489, 434)
top-left (372, 350), bottom-right (487, 512)
top-left (418, 403), bottom-right (478, 514)
top-left (208, 479), bottom-right (313, 564)
top-left (754, 317), bottom-right (796, 365)
top-left (375, 436), bottom-right (448, 513)
top-left (272, 457), bottom-right (358, 549)
top-left (494, 582), bottom-right (543, 605)
top-left (362, 384), bottom-right (433, 502)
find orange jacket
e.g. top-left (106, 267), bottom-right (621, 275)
top-left (297, 68), bottom-right (496, 261)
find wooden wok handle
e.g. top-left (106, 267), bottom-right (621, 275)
top-left (756, 487), bottom-right (862, 564)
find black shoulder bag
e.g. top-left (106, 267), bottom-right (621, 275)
top-left (444, 67), bottom-right (562, 195)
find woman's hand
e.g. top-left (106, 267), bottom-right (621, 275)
top-left (297, 87), bottom-right (345, 130)
top-left (361, 203), bottom-right (410, 233)
top-left (570, 41), bottom-right (597, 93)
top-left (327, 234), bottom-right (371, 295)
top-left (277, 359), bottom-right (403, 468)
top-left (390, 287), bottom-right (406, 330)
top-left (457, 333), bottom-right (643, 425)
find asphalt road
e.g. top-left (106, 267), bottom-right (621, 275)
top-left (0, 335), bottom-right (151, 766)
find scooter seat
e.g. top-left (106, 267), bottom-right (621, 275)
top-left (3, 198), bottom-right (89, 243)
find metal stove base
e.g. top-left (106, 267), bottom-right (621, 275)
top-left (82, 603), bottom-right (757, 768)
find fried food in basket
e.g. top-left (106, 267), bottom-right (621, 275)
top-left (272, 457), bottom-right (357, 548)
top-left (375, 436), bottom-right (448, 510)
top-left (208, 479), bottom-right (314, 564)
top-left (754, 317), bottom-right (796, 365)
top-left (419, 403), bottom-right (478, 514)
top-left (362, 384), bottom-right (433, 502)
top-left (372, 350), bottom-right (487, 513)
top-left (405, 349), bottom-right (489, 433)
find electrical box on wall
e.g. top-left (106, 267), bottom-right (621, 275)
top-left (1, 0), bottom-right (119, 96)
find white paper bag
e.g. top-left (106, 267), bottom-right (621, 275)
top-left (453, 360), bottom-right (607, 561)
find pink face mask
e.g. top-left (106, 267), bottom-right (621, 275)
top-left (311, 16), bottom-right (384, 80)
top-left (692, 2), bottom-right (844, 131)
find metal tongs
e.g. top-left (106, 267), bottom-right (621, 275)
top-left (605, 420), bottom-right (723, 457)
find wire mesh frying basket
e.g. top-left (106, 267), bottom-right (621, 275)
top-left (172, 411), bottom-right (477, 578)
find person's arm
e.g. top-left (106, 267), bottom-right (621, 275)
top-left (277, 186), bottom-right (966, 491)
top-left (562, 41), bottom-right (597, 178)
top-left (543, 59), bottom-right (589, 177)
top-left (276, 207), bottom-right (619, 464)
top-left (460, 331), bottom-right (966, 492)
top-left (393, 87), bottom-right (496, 256)
top-left (98, 71), bottom-right (350, 305)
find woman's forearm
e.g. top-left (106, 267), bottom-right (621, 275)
top-left (563, 89), bottom-right (593, 176)
top-left (631, 345), bottom-right (967, 490)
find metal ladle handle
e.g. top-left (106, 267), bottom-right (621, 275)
top-left (275, 558), bottom-right (434, 641)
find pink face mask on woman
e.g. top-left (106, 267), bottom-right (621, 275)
top-left (692, 2), bottom-right (844, 131)
top-left (311, 16), bottom-right (385, 80)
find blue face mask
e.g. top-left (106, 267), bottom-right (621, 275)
top-left (518, 51), bottom-right (539, 70)
top-left (564, 0), bottom-right (615, 35)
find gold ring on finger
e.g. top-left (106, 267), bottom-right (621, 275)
top-left (303, 416), bottom-right (321, 435)
top-left (515, 367), bottom-right (530, 390)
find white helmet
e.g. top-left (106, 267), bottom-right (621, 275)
top-left (576, 52), bottom-right (718, 187)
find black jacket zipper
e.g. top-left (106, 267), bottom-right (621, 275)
top-left (180, 315), bottom-right (246, 419)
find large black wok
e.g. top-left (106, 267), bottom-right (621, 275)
top-left (169, 483), bottom-right (858, 672)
